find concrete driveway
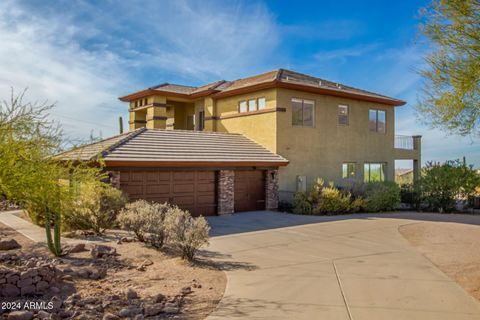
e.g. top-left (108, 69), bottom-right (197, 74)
top-left (205, 211), bottom-right (480, 320)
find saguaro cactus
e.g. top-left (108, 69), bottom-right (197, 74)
top-left (45, 208), bottom-right (62, 256)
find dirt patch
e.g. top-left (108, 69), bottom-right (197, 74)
top-left (0, 223), bottom-right (226, 319)
top-left (399, 221), bottom-right (480, 301)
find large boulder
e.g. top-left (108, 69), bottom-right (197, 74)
top-left (7, 311), bottom-right (33, 320)
top-left (0, 239), bottom-right (21, 251)
top-left (63, 243), bottom-right (87, 254)
top-left (90, 245), bottom-right (116, 259)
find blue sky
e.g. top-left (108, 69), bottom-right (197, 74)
top-left (0, 0), bottom-right (478, 167)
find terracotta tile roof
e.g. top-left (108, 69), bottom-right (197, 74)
top-left (150, 83), bottom-right (196, 94)
top-left (119, 69), bottom-right (405, 106)
top-left (57, 128), bottom-right (289, 166)
top-left (190, 80), bottom-right (226, 94)
top-left (276, 69), bottom-right (401, 102)
top-left (56, 130), bottom-right (141, 161)
top-left (218, 70), bottom-right (279, 92)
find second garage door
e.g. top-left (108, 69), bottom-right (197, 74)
top-left (119, 170), bottom-right (217, 216)
top-left (234, 170), bottom-right (266, 212)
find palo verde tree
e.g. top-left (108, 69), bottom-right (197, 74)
top-left (0, 89), bottom-right (107, 256)
top-left (417, 0), bottom-right (480, 137)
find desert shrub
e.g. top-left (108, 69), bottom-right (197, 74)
top-left (117, 200), bottom-right (150, 241)
top-left (362, 181), bottom-right (401, 212)
top-left (293, 178), bottom-right (363, 215)
top-left (164, 206), bottom-right (210, 261)
top-left (64, 181), bottom-right (127, 234)
top-left (313, 185), bottom-right (351, 215)
top-left (400, 183), bottom-right (423, 210)
top-left (292, 192), bottom-right (313, 215)
top-left (349, 197), bottom-right (366, 212)
top-left (117, 200), bottom-right (170, 248)
top-left (420, 160), bottom-right (480, 213)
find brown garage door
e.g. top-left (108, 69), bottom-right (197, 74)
top-left (119, 170), bottom-right (217, 216)
top-left (234, 170), bottom-right (265, 212)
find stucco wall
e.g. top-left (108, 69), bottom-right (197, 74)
top-left (214, 88), bottom-right (278, 152)
top-left (275, 88), bottom-right (396, 199)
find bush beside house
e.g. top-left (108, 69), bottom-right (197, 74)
top-left (289, 159), bottom-right (480, 215)
top-left (401, 160), bottom-right (480, 213)
top-left (291, 178), bottom-right (401, 215)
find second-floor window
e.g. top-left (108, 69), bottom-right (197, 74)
top-left (239, 97), bottom-right (267, 113)
top-left (239, 101), bottom-right (247, 113)
top-left (369, 109), bottom-right (386, 133)
top-left (338, 105), bottom-right (349, 125)
top-left (292, 98), bottom-right (315, 127)
top-left (258, 97), bottom-right (266, 110)
top-left (248, 99), bottom-right (257, 112)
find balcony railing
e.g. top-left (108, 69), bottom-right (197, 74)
top-left (395, 135), bottom-right (414, 150)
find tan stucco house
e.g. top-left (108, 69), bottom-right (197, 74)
top-left (62, 69), bottom-right (421, 216)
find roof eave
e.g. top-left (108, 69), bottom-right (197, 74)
top-left (210, 80), bottom-right (405, 106)
top-left (276, 81), bottom-right (405, 106)
top-left (119, 89), bottom-right (190, 102)
top-left (104, 160), bottom-right (289, 168)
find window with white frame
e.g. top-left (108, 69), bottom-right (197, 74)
top-left (292, 98), bottom-right (315, 127)
top-left (248, 99), bottom-right (257, 112)
top-left (239, 100), bottom-right (247, 113)
top-left (258, 97), bottom-right (266, 110)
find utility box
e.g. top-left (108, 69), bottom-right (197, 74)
top-left (296, 175), bottom-right (306, 193)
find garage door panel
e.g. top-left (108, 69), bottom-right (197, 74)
top-left (173, 171), bottom-right (195, 180)
top-left (120, 171), bottom-right (130, 183)
top-left (158, 172), bottom-right (171, 181)
top-left (173, 183), bottom-right (195, 193)
top-left (173, 195), bottom-right (195, 206)
top-left (131, 172), bottom-right (144, 182)
top-left (122, 185), bottom-right (143, 197)
top-left (145, 171), bottom-right (159, 182)
top-left (197, 183), bottom-right (215, 192)
top-left (197, 194), bottom-right (215, 205)
top-left (146, 184), bottom-right (170, 195)
top-left (197, 171), bottom-right (215, 180)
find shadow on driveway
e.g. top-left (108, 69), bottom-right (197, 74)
top-left (207, 211), bottom-right (480, 237)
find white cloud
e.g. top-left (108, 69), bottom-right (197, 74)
top-left (119, 0), bottom-right (280, 80)
top-left (0, 0), bottom-right (280, 141)
top-left (314, 43), bottom-right (380, 65)
top-left (0, 1), bottom-right (133, 140)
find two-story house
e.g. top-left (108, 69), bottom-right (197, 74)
top-left (61, 69), bottom-right (421, 216)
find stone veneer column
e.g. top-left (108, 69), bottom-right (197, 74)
top-left (217, 170), bottom-right (234, 215)
top-left (109, 171), bottom-right (121, 189)
top-left (266, 169), bottom-right (279, 210)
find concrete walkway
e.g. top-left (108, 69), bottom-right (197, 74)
top-left (0, 210), bottom-right (95, 245)
top-left (206, 212), bottom-right (480, 320)
top-left (0, 210), bottom-right (48, 242)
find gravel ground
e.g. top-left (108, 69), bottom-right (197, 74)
top-left (399, 220), bottom-right (480, 302)
top-left (0, 222), bottom-right (226, 319)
